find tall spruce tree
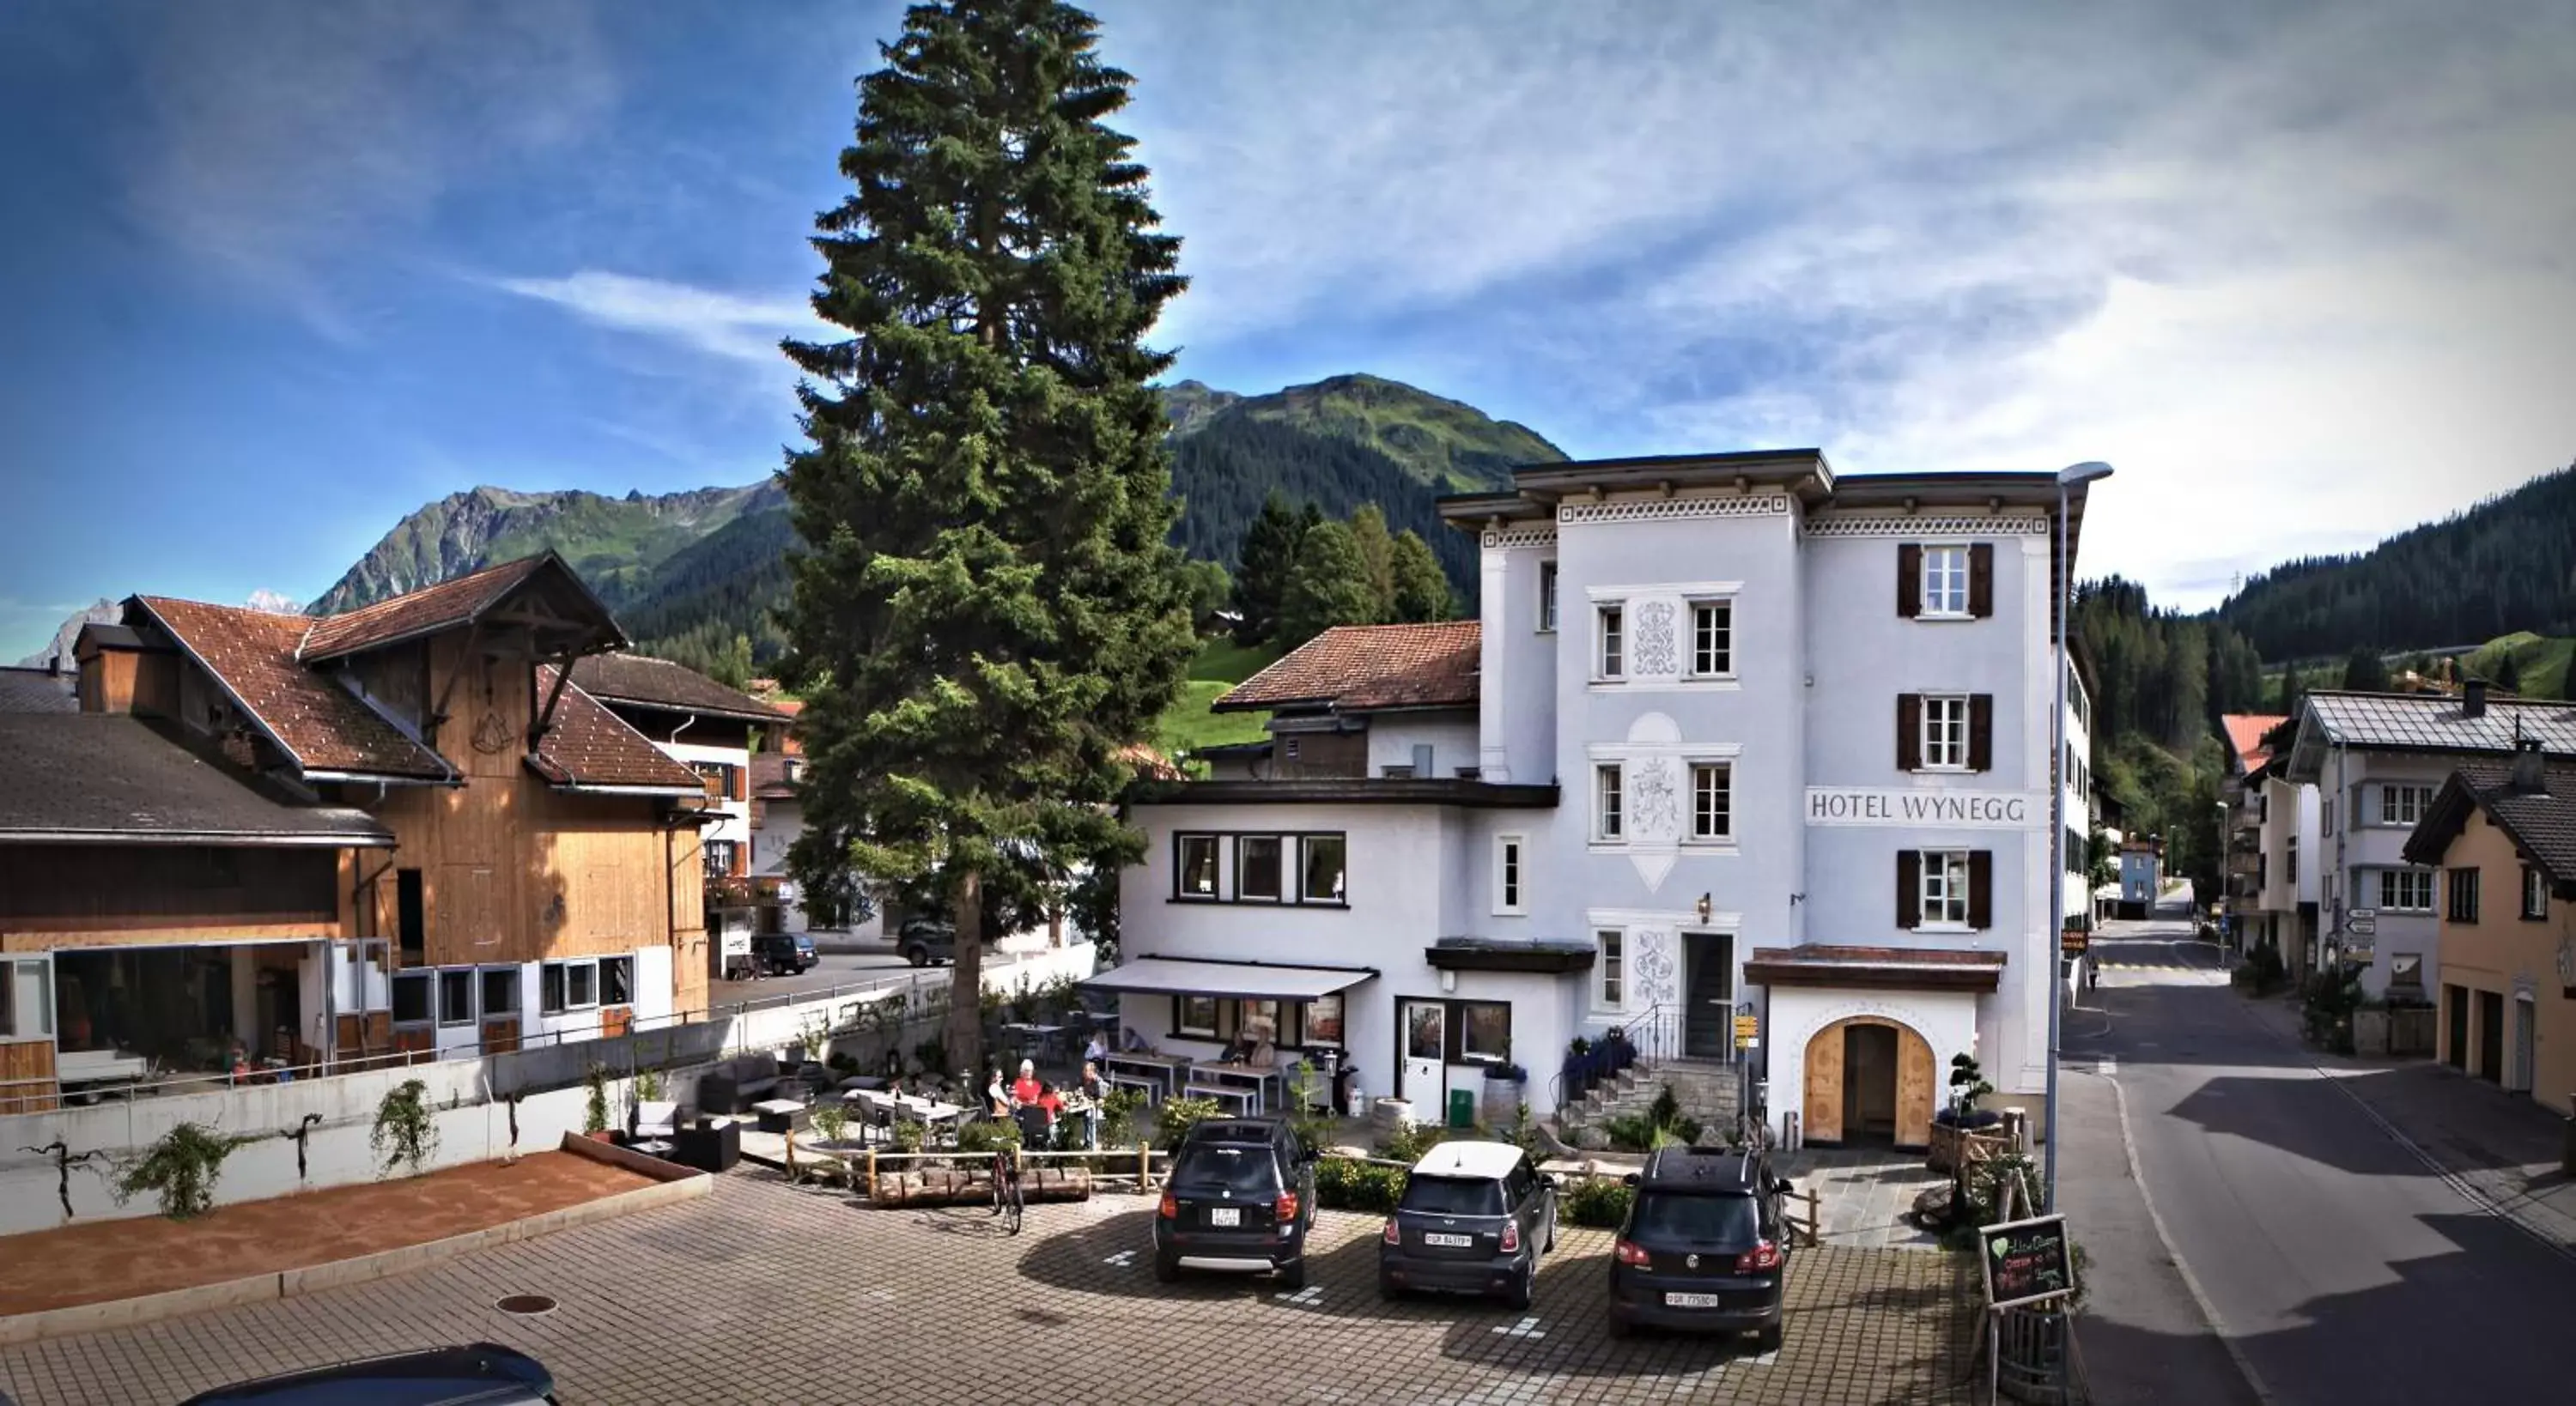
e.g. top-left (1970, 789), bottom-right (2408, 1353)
top-left (2276, 663), bottom-right (2304, 716)
top-left (1389, 530), bottom-right (1456, 621)
top-left (2496, 650), bottom-right (2522, 694)
top-left (2342, 647), bottom-right (2391, 692)
top-left (1230, 491), bottom-right (1307, 644)
top-left (1277, 520), bottom-right (1379, 648)
top-left (1348, 505), bottom-right (1398, 618)
top-left (778, 0), bottom-right (1195, 1077)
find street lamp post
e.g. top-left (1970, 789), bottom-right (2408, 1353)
top-left (2046, 461), bottom-right (2113, 1215)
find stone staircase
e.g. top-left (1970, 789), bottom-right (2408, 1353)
top-left (1555, 1056), bottom-right (1745, 1150)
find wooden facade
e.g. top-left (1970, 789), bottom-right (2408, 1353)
top-left (0, 1039), bottom-right (56, 1115)
top-left (342, 632), bottom-right (708, 1016)
top-left (0, 846), bottom-right (338, 952)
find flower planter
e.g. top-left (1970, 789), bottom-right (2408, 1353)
top-left (1481, 1075), bottom-right (1527, 1126)
top-left (1927, 1117), bottom-right (2007, 1173)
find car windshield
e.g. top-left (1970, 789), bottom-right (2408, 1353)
top-left (1631, 1191), bottom-right (1760, 1247)
top-left (1174, 1145), bottom-right (1279, 1195)
top-left (1401, 1175), bottom-right (1505, 1216)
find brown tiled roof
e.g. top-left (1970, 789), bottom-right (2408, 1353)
top-left (1745, 944), bottom-right (2007, 992)
top-left (750, 751), bottom-right (797, 799)
top-left (0, 713), bottom-right (392, 845)
top-left (1120, 742), bottom-right (1188, 782)
top-left (1217, 622), bottom-right (1480, 713)
top-left (530, 666), bottom-right (707, 792)
top-left (135, 597), bottom-right (454, 780)
top-left (299, 555), bottom-right (556, 662)
top-left (569, 653), bottom-right (787, 723)
top-left (2220, 713), bottom-right (2289, 774)
top-left (2404, 761), bottom-right (2576, 881)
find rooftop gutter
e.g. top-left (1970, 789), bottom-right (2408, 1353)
top-left (0, 828), bottom-right (395, 847)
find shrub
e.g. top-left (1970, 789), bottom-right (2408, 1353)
top-left (1564, 1177), bottom-right (1633, 1228)
top-left (1648, 1084), bottom-right (1681, 1129)
top-left (115, 1122), bottom-right (258, 1221)
top-left (810, 1100), bottom-right (851, 1145)
top-left (1099, 1088), bottom-right (1146, 1150)
top-left (1377, 1118), bottom-right (1439, 1164)
top-left (371, 1079), bottom-right (439, 1178)
top-left (1154, 1096), bottom-right (1223, 1153)
top-left (1315, 1157), bottom-right (1407, 1213)
top-left (633, 1067), bottom-right (665, 1102)
top-left (893, 1118), bottom-right (927, 1154)
top-left (582, 1064), bottom-right (611, 1136)
top-left (957, 1117), bottom-right (1022, 1157)
top-left (1603, 1112), bottom-right (1699, 1152)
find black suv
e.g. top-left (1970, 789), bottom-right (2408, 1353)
top-left (1152, 1117), bottom-right (1317, 1289)
top-left (1379, 1139), bottom-right (1557, 1308)
top-left (750, 931), bottom-right (817, 976)
top-left (1606, 1145), bottom-right (1795, 1348)
top-left (181, 1343), bottom-right (557, 1404)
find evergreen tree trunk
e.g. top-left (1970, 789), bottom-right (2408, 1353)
top-left (947, 868), bottom-right (985, 1082)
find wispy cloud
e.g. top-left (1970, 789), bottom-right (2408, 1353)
top-left (1103, 0), bottom-right (2576, 607)
top-left (244, 588), bottom-right (301, 614)
top-left (490, 270), bottom-right (823, 367)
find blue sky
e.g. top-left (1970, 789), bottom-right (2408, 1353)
top-left (4, 0), bottom-right (2573, 660)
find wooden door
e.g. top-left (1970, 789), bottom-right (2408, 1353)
top-left (481, 1016), bottom-right (521, 1056)
top-left (1803, 1024), bottom-right (1844, 1143)
top-left (602, 1005), bottom-right (634, 1039)
top-left (1895, 1026), bottom-right (1936, 1148)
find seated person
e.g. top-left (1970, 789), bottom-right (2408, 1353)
top-left (1013, 1100), bottom-right (1054, 1150)
top-left (986, 1069), bottom-right (1012, 1119)
top-left (1244, 1037), bottom-right (1278, 1070)
top-left (1010, 1058), bottom-right (1044, 1107)
top-left (1218, 1031), bottom-right (1255, 1065)
top-left (1084, 1031), bottom-right (1109, 1066)
top-left (1121, 1024), bottom-right (1150, 1053)
top-left (1036, 1082), bottom-right (1066, 1118)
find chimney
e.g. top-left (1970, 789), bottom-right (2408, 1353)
top-left (2511, 737), bottom-right (2547, 795)
top-left (2463, 678), bottom-right (2488, 718)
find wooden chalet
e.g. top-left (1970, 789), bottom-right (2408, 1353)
top-left (0, 554), bottom-right (714, 1111)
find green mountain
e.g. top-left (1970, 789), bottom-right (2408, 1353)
top-left (309, 374), bottom-right (1565, 671)
top-left (2215, 462), bottom-right (2576, 661)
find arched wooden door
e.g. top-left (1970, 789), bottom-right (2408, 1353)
top-left (1803, 1018), bottom-right (1937, 1148)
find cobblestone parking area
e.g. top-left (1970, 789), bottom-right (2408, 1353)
top-left (2, 1173), bottom-right (1977, 1405)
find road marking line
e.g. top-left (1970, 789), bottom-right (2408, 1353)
top-left (1103, 1250), bottom-right (1135, 1267)
top-left (1273, 1284), bottom-right (1324, 1306)
top-left (2099, 1070), bottom-right (2279, 1406)
top-left (1491, 1316), bottom-right (1546, 1338)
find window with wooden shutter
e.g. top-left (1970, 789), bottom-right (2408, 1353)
top-left (1898, 851), bottom-right (1922, 929)
top-left (1898, 544), bottom-right (1923, 618)
top-left (1968, 851), bottom-right (1994, 929)
top-left (1968, 694), bottom-right (1994, 772)
top-left (1969, 544), bottom-right (1995, 617)
top-left (732, 764), bottom-right (747, 802)
top-left (1898, 694), bottom-right (1923, 771)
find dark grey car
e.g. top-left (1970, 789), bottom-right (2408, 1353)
top-left (179, 1342), bottom-right (556, 1405)
top-left (1378, 1140), bottom-right (1557, 1309)
top-left (1606, 1145), bottom-right (1794, 1348)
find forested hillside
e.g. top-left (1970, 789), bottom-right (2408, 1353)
top-left (2216, 463), bottom-right (2576, 660)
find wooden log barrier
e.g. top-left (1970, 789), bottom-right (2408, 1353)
top-left (872, 1166), bottom-right (1094, 1208)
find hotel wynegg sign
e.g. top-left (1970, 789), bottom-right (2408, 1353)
top-left (1805, 788), bottom-right (2046, 829)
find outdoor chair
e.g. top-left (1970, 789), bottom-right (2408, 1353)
top-left (1014, 1104), bottom-right (1055, 1152)
top-left (1185, 1084), bottom-right (1257, 1117)
top-left (633, 1100), bottom-right (680, 1141)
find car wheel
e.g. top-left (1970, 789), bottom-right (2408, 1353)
top-left (1542, 1206), bottom-right (1557, 1255)
top-left (1504, 1262), bottom-right (1534, 1312)
top-left (1755, 1322), bottom-right (1783, 1354)
top-left (1378, 1273), bottom-right (1401, 1302)
top-left (1152, 1251), bottom-right (1181, 1283)
top-left (1607, 1310), bottom-right (1632, 1339)
top-left (1277, 1258), bottom-right (1305, 1292)
top-left (905, 946), bottom-right (929, 967)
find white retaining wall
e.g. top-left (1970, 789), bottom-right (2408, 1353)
top-left (0, 942), bottom-right (1096, 1236)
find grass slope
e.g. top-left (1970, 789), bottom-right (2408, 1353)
top-left (1156, 638), bottom-right (1282, 759)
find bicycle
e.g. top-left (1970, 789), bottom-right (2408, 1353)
top-left (989, 1146), bottom-right (1024, 1236)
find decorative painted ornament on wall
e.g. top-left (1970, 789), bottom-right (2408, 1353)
top-left (1631, 600), bottom-right (1679, 676)
top-left (472, 709), bottom-right (513, 755)
top-left (1632, 929), bottom-right (1682, 1008)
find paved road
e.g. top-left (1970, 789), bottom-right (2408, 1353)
top-left (708, 949), bottom-right (929, 1005)
top-left (2067, 893), bottom-right (2576, 1404)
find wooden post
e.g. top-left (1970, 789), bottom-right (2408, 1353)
top-left (785, 1128), bottom-right (796, 1178)
top-left (866, 1148), bottom-right (878, 1202)
top-left (1139, 1142), bottom-right (1151, 1192)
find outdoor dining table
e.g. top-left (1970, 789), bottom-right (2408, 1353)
top-left (1187, 1061), bottom-right (1285, 1115)
top-left (1101, 1051), bottom-right (1190, 1102)
top-left (1000, 1021), bottom-right (1072, 1065)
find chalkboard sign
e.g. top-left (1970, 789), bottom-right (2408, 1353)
top-left (1978, 1213), bottom-right (2074, 1308)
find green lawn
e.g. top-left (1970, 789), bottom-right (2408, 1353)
top-left (1155, 637), bottom-right (1283, 759)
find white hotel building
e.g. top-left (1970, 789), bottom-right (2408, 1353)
top-left (1103, 451), bottom-right (2096, 1147)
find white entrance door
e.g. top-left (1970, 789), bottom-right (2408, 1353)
top-left (1400, 1001), bottom-right (1446, 1113)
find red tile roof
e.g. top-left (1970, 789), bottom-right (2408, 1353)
top-left (569, 653), bottom-right (789, 723)
top-left (530, 666), bottom-right (707, 791)
top-left (135, 597), bottom-right (453, 780)
top-left (2220, 712), bottom-right (2290, 773)
top-left (298, 555), bottom-right (556, 662)
top-left (1217, 622), bottom-right (1481, 713)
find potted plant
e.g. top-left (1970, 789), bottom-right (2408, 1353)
top-left (582, 1064), bottom-right (614, 1141)
top-left (372, 1079), bottom-right (440, 1179)
top-left (1928, 1052), bottom-right (2002, 1171)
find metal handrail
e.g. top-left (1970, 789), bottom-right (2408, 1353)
top-left (1548, 1001), bottom-right (1667, 1117)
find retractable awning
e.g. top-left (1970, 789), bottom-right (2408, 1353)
top-left (1079, 956), bottom-right (1377, 1002)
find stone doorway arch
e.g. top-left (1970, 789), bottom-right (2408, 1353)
top-left (1802, 1016), bottom-right (1935, 1148)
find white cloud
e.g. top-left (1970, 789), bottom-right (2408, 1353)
top-left (490, 270), bottom-right (825, 366)
top-left (1098, 0), bottom-right (2576, 607)
top-left (244, 588), bottom-right (301, 614)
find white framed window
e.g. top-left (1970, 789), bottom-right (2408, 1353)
top-left (392, 970), bottom-right (434, 1026)
top-left (437, 968), bottom-right (476, 1027)
top-left (1538, 561), bottom-right (1558, 633)
top-left (2, 956), bottom-right (52, 1039)
top-left (1596, 605), bottom-right (1625, 680)
top-left (1690, 762), bottom-right (1732, 842)
top-left (1236, 835), bottom-right (1284, 902)
top-left (1595, 930), bottom-right (1625, 1010)
top-left (2379, 785), bottom-right (2435, 827)
top-left (2525, 865), bottom-right (2550, 921)
top-left (1176, 833), bottom-right (1219, 899)
top-left (1459, 1001), bottom-right (1512, 1064)
top-left (1922, 694), bottom-right (1970, 770)
top-left (1690, 598), bottom-right (1734, 677)
top-left (1921, 546), bottom-right (1971, 617)
top-left (2376, 868), bottom-right (2434, 912)
top-left (1300, 993), bottom-right (1345, 1048)
top-left (1920, 850), bottom-right (1971, 926)
top-left (1174, 995), bottom-right (1219, 1038)
top-left (542, 959), bottom-right (601, 1015)
top-left (1493, 834), bottom-right (1526, 915)
top-left (1595, 764), bottom-right (1625, 840)
top-left (479, 967), bottom-right (519, 1020)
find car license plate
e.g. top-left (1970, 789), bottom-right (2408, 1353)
top-left (1209, 1208), bottom-right (1240, 1227)
top-left (1664, 1292), bottom-right (1724, 1309)
top-left (1425, 1233), bottom-right (1473, 1248)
